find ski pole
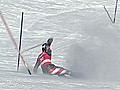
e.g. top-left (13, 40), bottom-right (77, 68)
top-left (113, 0), bottom-right (118, 23)
top-left (0, 10), bottom-right (31, 75)
top-left (103, 5), bottom-right (113, 23)
top-left (21, 43), bottom-right (42, 53)
top-left (17, 12), bottom-right (24, 71)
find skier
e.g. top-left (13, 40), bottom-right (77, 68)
top-left (33, 37), bottom-right (71, 76)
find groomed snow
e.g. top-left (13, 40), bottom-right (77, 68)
top-left (0, 0), bottom-right (120, 89)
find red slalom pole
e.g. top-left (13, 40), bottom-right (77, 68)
top-left (0, 11), bottom-right (31, 75)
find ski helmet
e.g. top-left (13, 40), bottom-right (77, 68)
top-left (42, 43), bottom-right (52, 56)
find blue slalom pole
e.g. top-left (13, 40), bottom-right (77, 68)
top-left (17, 12), bottom-right (24, 71)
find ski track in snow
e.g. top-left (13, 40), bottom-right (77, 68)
top-left (0, 0), bottom-right (120, 90)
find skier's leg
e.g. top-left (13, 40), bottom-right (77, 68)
top-left (42, 65), bottom-right (50, 74)
top-left (53, 65), bottom-right (72, 76)
top-left (48, 64), bottom-right (72, 76)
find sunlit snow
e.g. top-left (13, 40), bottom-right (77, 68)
top-left (0, 0), bottom-right (120, 90)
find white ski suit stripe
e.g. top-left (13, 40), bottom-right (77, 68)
top-left (40, 59), bottom-right (51, 66)
top-left (59, 70), bottom-right (67, 75)
top-left (51, 68), bottom-right (61, 75)
top-left (50, 68), bottom-right (67, 75)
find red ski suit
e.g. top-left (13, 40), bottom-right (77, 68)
top-left (37, 51), bottom-right (69, 75)
top-left (38, 51), bottom-right (52, 68)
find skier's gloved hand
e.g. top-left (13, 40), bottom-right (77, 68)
top-left (47, 37), bottom-right (53, 46)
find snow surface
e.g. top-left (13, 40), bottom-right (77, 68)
top-left (0, 0), bottom-right (120, 89)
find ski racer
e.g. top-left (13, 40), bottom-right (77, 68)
top-left (33, 37), bottom-right (71, 76)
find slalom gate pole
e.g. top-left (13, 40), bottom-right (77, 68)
top-left (0, 11), bottom-right (31, 75)
top-left (17, 12), bottom-right (24, 71)
top-left (22, 43), bottom-right (42, 53)
top-left (113, 0), bottom-right (119, 23)
top-left (103, 5), bottom-right (113, 23)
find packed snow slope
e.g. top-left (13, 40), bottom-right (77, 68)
top-left (0, 0), bottom-right (120, 90)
